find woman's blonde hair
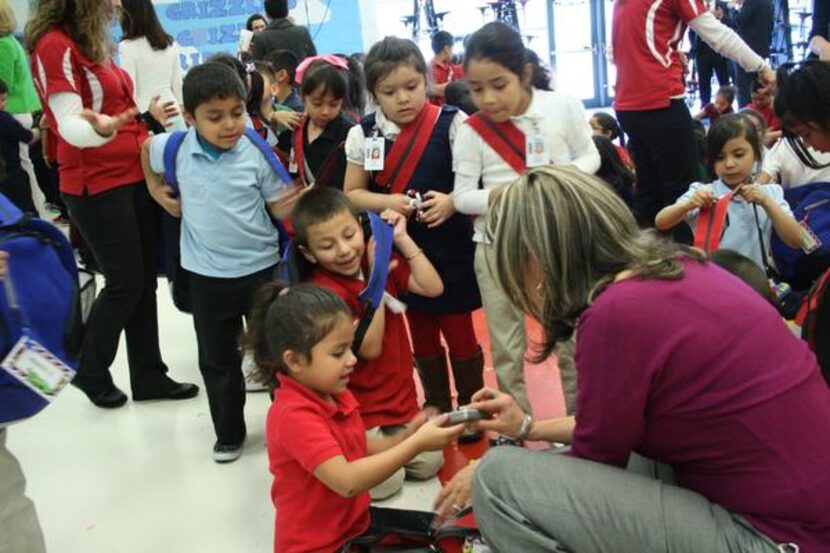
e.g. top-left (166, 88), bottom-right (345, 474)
top-left (0, 0), bottom-right (18, 36)
top-left (487, 166), bottom-right (701, 361)
top-left (25, 0), bottom-right (115, 61)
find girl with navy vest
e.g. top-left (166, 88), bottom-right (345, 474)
top-left (343, 37), bottom-right (484, 440)
top-left (452, 22), bottom-right (600, 418)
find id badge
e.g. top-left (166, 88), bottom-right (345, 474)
top-left (364, 137), bottom-right (385, 171)
top-left (1, 336), bottom-right (73, 400)
top-left (288, 148), bottom-right (298, 173)
top-left (800, 220), bottom-right (822, 254)
top-left (525, 133), bottom-right (550, 168)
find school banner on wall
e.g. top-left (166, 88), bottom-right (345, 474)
top-left (149, 0), bottom-right (364, 71)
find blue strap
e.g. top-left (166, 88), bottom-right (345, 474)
top-left (243, 127), bottom-right (293, 184)
top-left (0, 194), bottom-right (25, 227)
top-left (162, 131), bottom-right (188, 196)
top-left (359, 212), bottom-right (394, 310)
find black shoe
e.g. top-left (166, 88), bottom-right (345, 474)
top-left (213, 440), bottom-right (245, 463)
top-left (133, 375), bottom-right (200, 401)
top-left (74, 382), bottom-right (128, 409)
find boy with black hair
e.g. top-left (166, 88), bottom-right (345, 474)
top-left (428, 31), bottom-right (456, 105)
top-left (263, 49), bottom-right (304, 112)
top-left (140, 62), bottom-right (298, 463)
top-left (0, 79), bottom-right (39, 213)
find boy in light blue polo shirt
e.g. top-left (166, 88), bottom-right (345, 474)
top-left (141, 62), bottom-right (296, 463)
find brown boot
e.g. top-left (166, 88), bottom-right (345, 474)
top-left (414, 349), bottom-right (452, 413)
top-left (451, 346), bottom-right (486, 442)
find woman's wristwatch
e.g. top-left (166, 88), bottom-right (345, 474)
top-left (516, 414), bottom-right (534, 441)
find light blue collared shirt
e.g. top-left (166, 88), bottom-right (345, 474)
top-left (150, 129), bottom-right (286, 278)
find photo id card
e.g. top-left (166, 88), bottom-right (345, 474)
top-left (1, 336), bottom-right (73, 400)
top-left (800, 220), bottom-right (822, 254)
top-left (364, 137), bottom-right (385, 171)
top-left (525, 133), bottom-right (550, 168)
top-left (288, 148), bottom-right (298, 173)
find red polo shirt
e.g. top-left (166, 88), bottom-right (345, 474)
top-left (310, 255), bottom-right (420, 428)
top-left (429, 58), bottom-right (454, 106)
top-left (613, 0), bottom-right (708, 111)
top-left (268, 375), bottom-right (371, 553)
top-left (746, 102), bottom-right (781, 131)
top-left (30, 28), bottom-right (146, 196)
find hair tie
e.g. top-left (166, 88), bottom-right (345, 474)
top-left (245, 62), bottom-right (256, 74)
top-left (295, 55), bottom-right (350, 85)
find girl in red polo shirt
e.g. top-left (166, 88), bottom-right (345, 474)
top-left (242, 283), bottom-right (464, 553)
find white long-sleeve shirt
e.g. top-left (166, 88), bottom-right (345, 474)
top-left (48, 92), bottom-right (115, 148)
top-left (452, 88), bottom-right (600, 243)
top-left (118, 38), bottom-right (183, 112)
top-left (688, 12), bottom-right (766, 73)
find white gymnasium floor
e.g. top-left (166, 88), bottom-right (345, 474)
top-left (7, 277), bottom-right (441, 553)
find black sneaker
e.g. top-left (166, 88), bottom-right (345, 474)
top-left (213, 440), bottom-right (244, 463)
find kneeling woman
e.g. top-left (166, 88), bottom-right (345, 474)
top-left (436, 166), bottom-right (830, 552)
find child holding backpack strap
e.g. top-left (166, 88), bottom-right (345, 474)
top-left (343, 37), bottom-right (484, 438)
top-left (241, 283), bottom-right (464, 553)
top-left (452, 22), bottom-right (599, 417)
top-left (656, 114), bottom-right (803, 270)
top-left (291, 187), bottom-right (447, 500)
top-left (141, 62), bottom-right (299, 464)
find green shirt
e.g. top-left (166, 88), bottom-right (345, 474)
top-left (0, 35), bottom-right (41, 114)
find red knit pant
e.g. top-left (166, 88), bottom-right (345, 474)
top-left (405, 311), bottom-right (478, 358)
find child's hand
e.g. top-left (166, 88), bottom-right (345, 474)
top-left (410, 414), bottom-right (466, 452)
top-left (151, 184), bottom-right (182, 218)
top-left (688, 187), bottom-right (716, 211)
top-left (380, 209), bottom-right (409, 242)
top-left (419, 191), bottom-right (455, 228)
top-left (148, 95), bottom-right (179, 127)
top-left (390, 194), bottom-right (415, 217)
top-left (271, 110), bottom-right (303, 131)
top-left (736, 184), bottom-right (769, 207)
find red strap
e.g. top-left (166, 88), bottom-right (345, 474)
top-left (466, 113), bottom-right (526, 174)
top-left (293, 122), bottom-right (307, 186)
top-left (795, 268), bottom-right (830, 328)
top-left (375, 103), bottom-right (441, 195)
top-left (693, 193), bottom-right (733, 253)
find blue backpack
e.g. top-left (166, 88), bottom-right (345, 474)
top-left (160, 128), bottom-right (293, 312)
top-left (771, 181), bottom-right (830, 290)
top-left (0, 194), bottom-right (80, 424)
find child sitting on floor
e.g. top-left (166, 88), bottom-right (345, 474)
top-left (291, 186), bottom-right (447, 500)
top-left (694, 85), bottom-right (736, 126)
top-left (243, 283), bottom-right (464, 553)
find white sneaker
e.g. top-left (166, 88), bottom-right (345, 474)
top-left (213, 440), bottom-right (244, 463)
top-left (242, 352), bottom-right (267, 392)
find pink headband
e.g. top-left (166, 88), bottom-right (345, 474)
top-left (295, 55), bottom-right (350, 84)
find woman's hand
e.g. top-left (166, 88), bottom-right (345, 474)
top-left (758, 66), bottom-right (777, 90)
top-left (271, 110), bottom-right (303, 131)
top-left (419, 191), bottom-right (456, 228)
top-left (433, 464), bottom-right (476, 527)
top-left (80, 107), bottom-right (139, 137)
top-left (148, 95), bottom-right (179, 128)
top-left (467, 387), bottom-right (526, 437)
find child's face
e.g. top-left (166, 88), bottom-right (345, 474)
top-left (589, 117), bottom-right (610, 138)
top-left (789, 121), bottom-right (830, 153)
top-left (466, 58), bottom-right (531, 123)
top-left (714, 135), bottom-right (756, 187)
top-left (304, 87), bottom-right (343, 129)
top-left (185, 95), bottom-right (247, 150)
top-left (0, 94), bottom-right (6, 111)
top-left (373, 63), bottom-right (427, 126)
top-left (287, 313), bottom-right (357, 400)
top-left (751, 89), bottom-right (771, 108)
top-left (714, 94), bottom-right (731, 114)
top-left (300, 209), bottom-right (366, 278)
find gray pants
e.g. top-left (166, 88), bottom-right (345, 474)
top-left (0, 428), bottom-right (46, 553)
top-left (472, 447), bottom-right (786, 553)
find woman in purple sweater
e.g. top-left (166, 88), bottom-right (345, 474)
top-left (434, 166), bottom-right (830, 552)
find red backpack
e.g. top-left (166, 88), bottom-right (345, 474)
top-left (796, 267), bottom-right (830, 386)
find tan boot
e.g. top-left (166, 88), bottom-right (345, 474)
top-left (414, 349), bottom-right (452, 413)
top-left (451, 347), bottom-right (486, 442)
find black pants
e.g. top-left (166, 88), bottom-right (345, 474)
top-left (696, 52), bottom-right (731, 106)
top-left (0, 170), bottom-right (36, 215)
top-left (617, 101), bottom-right (699, 243)
top-left (190, 266), bottom-right (275, 445)
top-left (734, 65), bottom-right (757, 108)
top-left (63, 183), bottom-right (168, 393)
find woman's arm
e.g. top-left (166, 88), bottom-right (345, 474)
top-left (48, 92), bottom-right (133, 148)
top-left (170, 43), bottom-right (184, 108)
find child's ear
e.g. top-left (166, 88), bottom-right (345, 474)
top-left (298, 244), bottom-right (318, 265)
top-left (522, 62), bottom-right (534, 89)
top-left (183, 111), bottom-right (196, 127)
top-left (277, 69), bottom-right (289, 84)
top-left (282, 350), bottom-right (305, 374)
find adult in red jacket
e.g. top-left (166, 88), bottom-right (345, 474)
top-left (611, 0), bottom-right (775, 241)
top-left (25, 0), bottom-right (197, 408)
